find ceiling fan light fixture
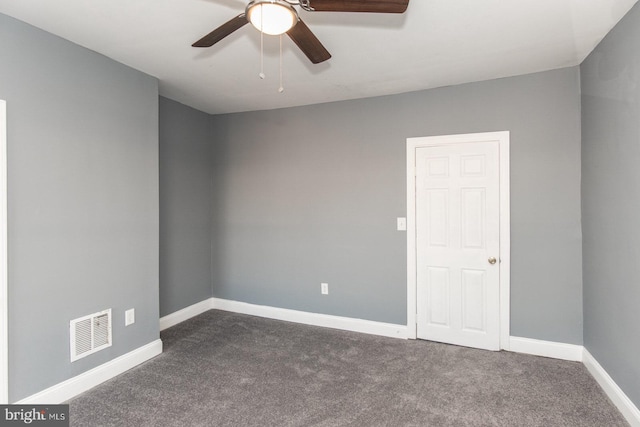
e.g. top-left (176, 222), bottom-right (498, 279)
top-left (246, 0), bottom-right (298, 36)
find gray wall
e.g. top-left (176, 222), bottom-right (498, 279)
top-left (581, 2), bottom-right (640, 408)
top-left (160, 97), bottom-right (213, 316)
top-left (0, 14), bottom-right (160, 402)
top-left (210, 67), bottom-right (584, 343)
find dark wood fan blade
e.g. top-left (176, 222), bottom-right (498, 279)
top-left (287, 19), bottom-right (331, 64)
top-left (308, 0), bottom-right (409, 13)
top-left (192, 14), bottom-right (248, 47)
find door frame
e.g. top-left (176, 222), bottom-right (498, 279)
top-left (0, 100), bottom-right (7, 403)
top-left (406, 131), bottom-right (510, 350)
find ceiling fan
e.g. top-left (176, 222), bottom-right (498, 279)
top-left (192, 0), bottom-right (410, 64)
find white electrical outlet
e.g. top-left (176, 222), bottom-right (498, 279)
top-left (397, 217), bottom-right (407, 231)
top-left (321, 283), bottom-right (329, 295)
top-left (125, 309), bottom-right (135, 326)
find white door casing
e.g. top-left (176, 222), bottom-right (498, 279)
top-left (407, 132), bottom-right (510, 350)
top-left (0, 100), bottom-right (7, 403)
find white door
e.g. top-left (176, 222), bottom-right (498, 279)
top-left (0, 100), bottom-right (7, 402)
top-left (415, 140), bottom-right (501, 350)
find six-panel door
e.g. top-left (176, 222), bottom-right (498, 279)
top-left (416, 141), bottom-right (501, 350)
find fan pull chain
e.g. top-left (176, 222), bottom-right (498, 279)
top-left (259, 6), bottom-right (265, 79)
top-left (278, 35), bottom-right (284, 93)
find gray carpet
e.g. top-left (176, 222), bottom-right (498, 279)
top-left (69, 310), bottom-right (628, 426)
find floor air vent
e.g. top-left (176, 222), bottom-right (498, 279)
top-left (70, 309), bottom-right (112, 362)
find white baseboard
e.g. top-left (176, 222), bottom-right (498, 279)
top-left (160, 299), bottom-right (214, 331)
top-left (211, 298), bottom-right (409, 339)
top-left (509, 336), bottom-right (583, 362)
top-left (583, 349), bottom-right (640, 427)
top-left (15, 339), bottom-right (162, 404)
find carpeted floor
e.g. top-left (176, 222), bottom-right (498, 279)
top-left (68, 310), bottom-right (628, 426)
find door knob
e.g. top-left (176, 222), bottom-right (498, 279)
top-left (488, 257), bottom-right (497, 265)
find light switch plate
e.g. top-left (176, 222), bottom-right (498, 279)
top-left (125, 309), bottom-right (135, 326)
top-left (397, 217), bottom-right (407, 231)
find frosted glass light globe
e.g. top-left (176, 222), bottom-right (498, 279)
top-left (247, 1), bottom-right (298, 36)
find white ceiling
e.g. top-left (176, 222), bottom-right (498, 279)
top-left (0, 0), bottom-right (637, 114)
